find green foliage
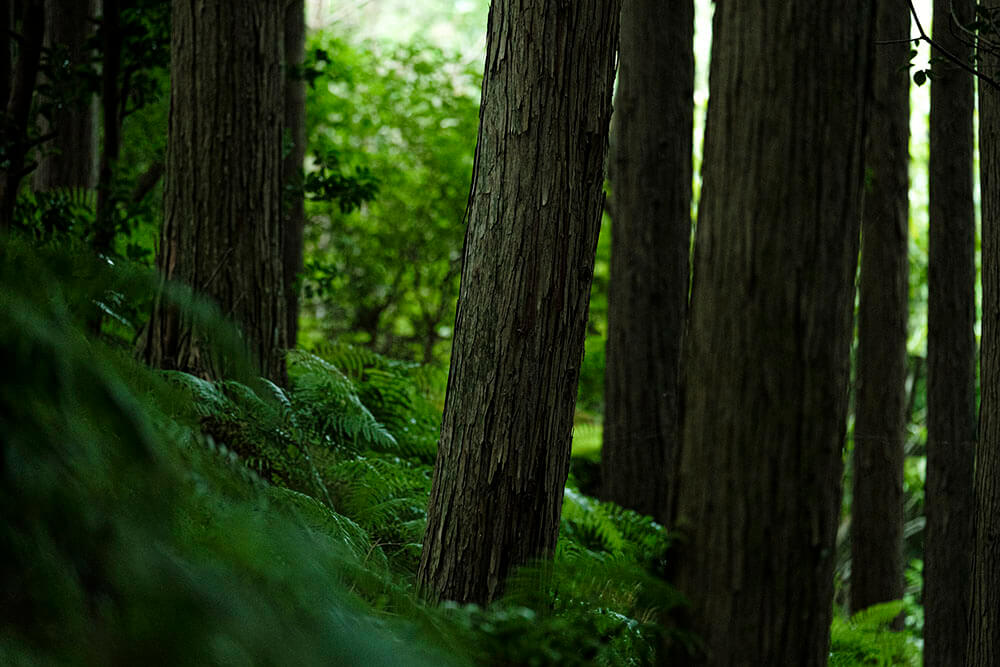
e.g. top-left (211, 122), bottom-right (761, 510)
top-left (0, 239), bottom-right (448, 665)
top-left (12, 186), bottom-right (96, 241)
top-left (8, 227), bottom-right (933, 665)
top-left (166, 344), bottom-right (441, 574)
top-left (437, 600), bottom-right (661, 667)
top-left (430, 507), bottom-right (688, 666)
top-left (431, 490), bottom-right (691, 665)
top-left (300, 35), bottom-right (480, 363)
top-left (559, 489), bottom-right (673, 573)
top-left (310, 342), bottom-right (445, 462)
top-left (287, 351), bottom-right (399, 453)
top-left (304, 136), bottom-right (380, 211)
top-left (829, 602), bottom-right (920, 666)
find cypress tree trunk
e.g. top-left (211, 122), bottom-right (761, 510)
top-left (0, 1), bottom-right (44, 231)
top-left (95, 0), bottom-right (121, 256)
top-left (144, 2), bottom-right (287, 384)
top-left (850, 0), bottom-right (909, 619)
top-left (32, 0), bottom-right (97, 191)
top-left (969, 4), bottom-right (1000, 662)
top-left (670, 1), bottom-right (873, 663)
top-left (283, 0), bottom-right (306, 349)
top-left (601, 0), bottom-right (693, 524)
top-left (924, 0), bottom-right (977, 662)
top-left (417, 0), bottom-right (621, 605)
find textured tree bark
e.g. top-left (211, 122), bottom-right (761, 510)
top-left (1, 1), bottom-right (9, 111)
top-left (924, 0), bottom-right (977, 663)
top-left (969, 3), bottom-right (1000, 663)
top-left (850, 0), bottom-right (909, 620)
top-left (32, 0), bottom-right (97, 191)
top-left (601, 0), bottom-right (693, 524)
top-left (670, 1), bottom-right (873, 664)
top-left (144, 1), bottom-right (287, 384)
top-left (0, 1), bottom-right (44, 231)
top-left (95, 0), bottom-right (122, 257)
top-left (282, 0), bottom-right (306, 349)
top-left (417, 0), bottom-right (621, 605)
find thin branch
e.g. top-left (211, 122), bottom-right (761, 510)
top-left (906, 0), bottom-right (1000, 90)
top-left (949, 1), bottom-right (980, 47)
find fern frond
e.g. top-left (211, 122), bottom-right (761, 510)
top-left (829, 600), bottom-right (918, 666)
top-left (293, 346), bottom-right (441, 462)
top-left (163, 371), bottom-right (231, 417)
top-left (288, 350), bottom-right (397, 452)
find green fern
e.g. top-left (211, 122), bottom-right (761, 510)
top-left (288, 350), bottom-right (398, 452)
top-left (308, 342), bottom-right (442, 463)
top-left (559, 488), bottom-right (673, 575)
top-left (323, 455), bottom-right (433, 573)
top-left (0, 238), bottom-right (449, 665)
top-left (829, 601), bottom-right (919, 666)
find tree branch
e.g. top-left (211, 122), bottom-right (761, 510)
top-left (906, 0), bottom-right (1000, 90)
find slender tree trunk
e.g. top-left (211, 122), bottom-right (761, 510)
top-left (143, 2), bottom-right (287, 384)
top-left (669, 1), bottom-right (873, 663)
top-left (1, 1), bottom-right (44, 231)
top-left (601, 0), bottom-right (693, 524)
top-left (850, 0), bottom-right (909, 620)
top-left (417, 0), bottom-right (621, 605)
top-left (283, 0), bottom-right (306, 349)
top-left (924, 0), bottom-right (977, 663)
top-left (1, 1), bottom-right (10, 113)
top-left (32, 0), bottom-right (97, 191)
top-left (95, 0), bottom-right (121, 256)
top-left (969, 3), bottom-right (1000, 663)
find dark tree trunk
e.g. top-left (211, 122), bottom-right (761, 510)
top-left (600, 0), bottom-right (693, 524)
top-left (417, 0), bottom-right (621, 605)
top-left (32, 0), bottom-right (97, 191)
top-left (2, 0), bottom-right (10, 112)
top-left (669, 1), bottom-right (873, 663)
top-left (850, 0), bottom-right (909, 620)
top-left (144, 2), bottom-right (287, 384)
top-left (282, 0), bottom-right (306, 349)
top-left (95, 0), bottom-right (121, 256)
top-left (969, 3), bottom-right (1000, 663)
top-left (924, 0), bottom-right (977, 663)
top-left (1, 1), bottom-right (44, 231)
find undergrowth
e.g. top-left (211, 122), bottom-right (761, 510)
top-left (0, 237), bottom-right (919, 665)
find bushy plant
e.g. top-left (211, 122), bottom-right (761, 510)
top-left (299, 36), bottom-right (480, 363)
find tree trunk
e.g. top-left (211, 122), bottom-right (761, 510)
top-left (417, 0), bottom-right (621, 605)
top-left (969, 3), bottom-right (1000, 663)
top-left (924, 0), bottom-right (977, 663)
top-left (283, 0), bottom-right (306, 349)
top-left (601, 0), bottom-right (693, 524)
top-left (669, 1), bottom-right (873, 663)
top-left (32, 0), bottom-right (97, 191)
top-left (2, 1), bottom-right (10, 113)
top-left (1, 1), bottom-right (44, 231)
top-left (144, 1), bottom-right (287, 384)
top-left (94, 0), bottom-right (121, 257)
top-left (850, 0), bottom-right (909, 620)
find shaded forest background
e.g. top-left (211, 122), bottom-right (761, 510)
top-left (0, 0), bottom-right (986, 664)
